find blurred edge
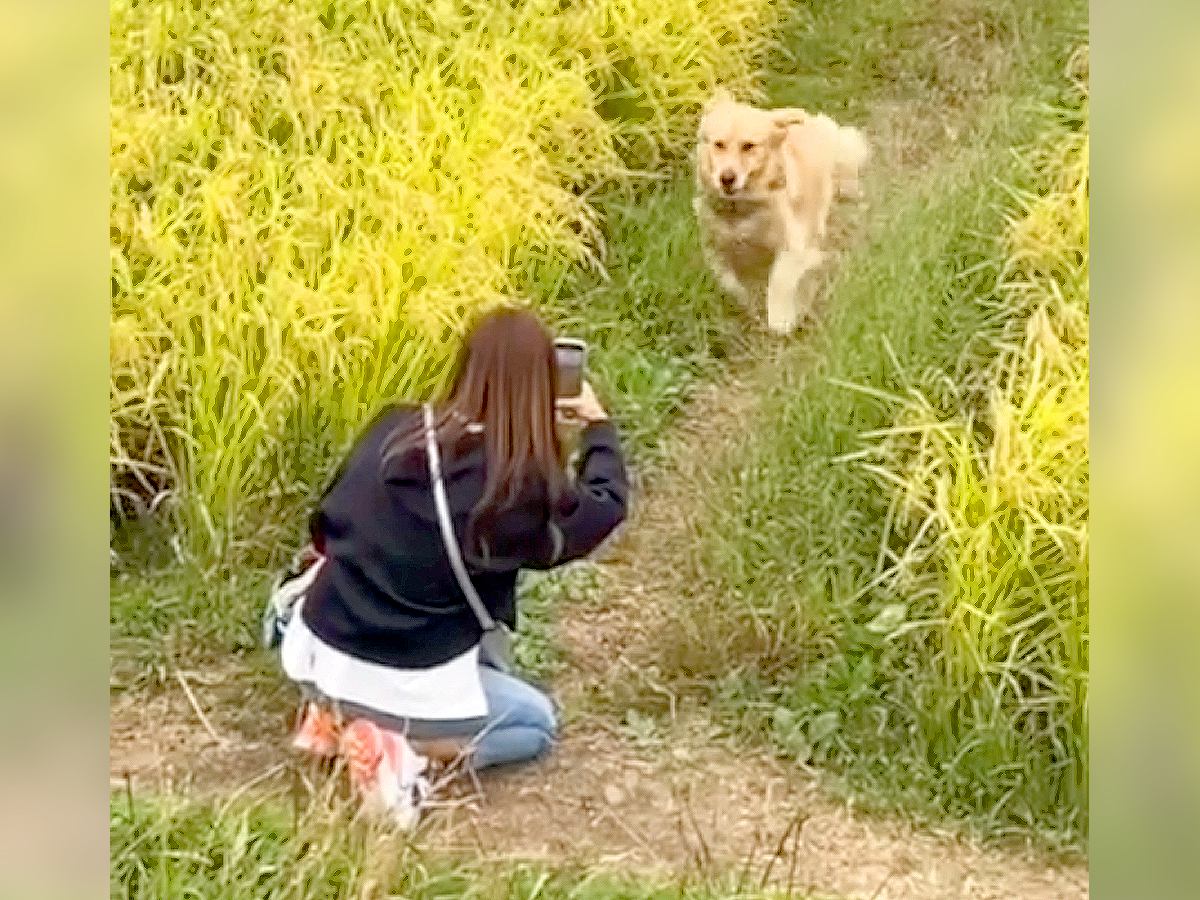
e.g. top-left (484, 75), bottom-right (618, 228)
top-left (1091, 1), bottom-right (1200, 898)
top-left (0, 1), bottom-right (110, 897)
top-left (0, 0), bottom-right (1195, 897)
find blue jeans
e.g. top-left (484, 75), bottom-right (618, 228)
top-left (468, 666), bottom-right (558, 769)
top-left (328, 665), bottom-right (557, 771)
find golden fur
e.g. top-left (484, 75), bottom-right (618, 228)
top-left (693, 96), bottom-right (869, 334)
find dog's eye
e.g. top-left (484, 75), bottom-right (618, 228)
top-left (713, 141), bottom-right (726, 150)
top-left (741, 142), bottom-right (756, 152)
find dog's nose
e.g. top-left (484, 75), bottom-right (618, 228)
top-left (719, 171), bottom-right (736, 191)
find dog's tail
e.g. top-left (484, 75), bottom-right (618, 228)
top-left (833, 125), bottom-right (870, 199)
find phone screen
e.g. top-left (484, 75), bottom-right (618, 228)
top-left (554, 340), bottom-right (586, 399)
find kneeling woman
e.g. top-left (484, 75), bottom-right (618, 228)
top-left (280, 307), bottom-right (628, 773)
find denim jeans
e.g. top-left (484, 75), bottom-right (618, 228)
top-left (327, 665), bottom-right (557, 770)
top-left (466, 666), bottom-right (558, 769)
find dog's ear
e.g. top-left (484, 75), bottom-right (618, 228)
top-left (771, 108), bottom-right (808, 128)
top-left (768, 108), bottom-right (806, 146)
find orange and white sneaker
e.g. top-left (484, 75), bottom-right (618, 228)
top-left (291, 701), bottom-right (339, 758)
top-left (339, 718), bottom-right (430, 829)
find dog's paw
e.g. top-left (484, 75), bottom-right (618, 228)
top-left (766, 315), bottom-right (798, 336)
top-left (717, 272), bottom-right (749, 301)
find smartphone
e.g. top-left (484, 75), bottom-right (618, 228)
top-left (554, 338), bottom-right (587, 399)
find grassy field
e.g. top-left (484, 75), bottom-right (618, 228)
top-left (109, 0), bottom-right (777, 567)
top-left (633, 0), bottom-right (1089, 849)
top-left (110, 0), bottom-right (1090, 888)
top-left (111, 791), bottom-right (804, 899)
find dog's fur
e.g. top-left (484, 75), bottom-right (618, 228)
top-left (693, 96), bottom-right (869, 334)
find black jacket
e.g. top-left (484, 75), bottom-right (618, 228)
top-left (300, 404), bottom-right (629, 668)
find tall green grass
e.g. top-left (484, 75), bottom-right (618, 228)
top-left (110, 0), bottom-right (780, 564)
top-left (653, 26), bottom-right (1089, 846)
top-left (110, 791), bottom-right (805, 899)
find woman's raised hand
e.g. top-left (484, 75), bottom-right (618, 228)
top-left (556, 380), bottom-right (608, 424)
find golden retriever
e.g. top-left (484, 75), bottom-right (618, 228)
top-left (693, 96), bottom-right (869, 334)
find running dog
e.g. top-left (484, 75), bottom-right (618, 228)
top-left (694, 95), bottom-right (869, 334)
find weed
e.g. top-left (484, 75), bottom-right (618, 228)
top-left (640, 0), bottom-right (1089, 849)
top-left (110, 790), bottom-right (804, 899)
top-left (515, 563), bottom-right (603, 683)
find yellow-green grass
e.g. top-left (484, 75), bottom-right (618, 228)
top-left (835, 75), bottom-right (1088, 842)
top-left (110, 790), bottom-right (809, 900)
top-left (110, 0), bottom-right (780, 563)
top-left (653, 23), bottom-right (1089, 847)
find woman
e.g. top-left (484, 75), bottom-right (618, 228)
top-left (279, 306), bottom-right (628, 777)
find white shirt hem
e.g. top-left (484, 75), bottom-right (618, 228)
top-left (280, 610), bottom-right (488, 721)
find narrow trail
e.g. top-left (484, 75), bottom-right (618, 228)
top-left (109, 354), bottom-right (1088, 898)
top-left (424, 348), bottom-right (1087, 899)
top-left (110, 6), bottom-right (1091, 895)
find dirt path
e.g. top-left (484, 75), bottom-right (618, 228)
top-left (110, 6), bottom-right (1091, 894)
top-left (111, 689), bottom-right (1087, 899)
top-left (109, 363), bottom-right (1088, 898)
top-left (110, 636), bottom-right (1088, 900)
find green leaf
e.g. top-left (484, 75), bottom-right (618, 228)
top-left (807, 710), bottom-right (842, 748)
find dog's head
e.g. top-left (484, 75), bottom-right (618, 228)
top-left (697, 98), bottom-right (807, 197)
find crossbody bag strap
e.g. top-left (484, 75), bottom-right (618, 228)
top-left (423, 403), bottom-right (497, 633)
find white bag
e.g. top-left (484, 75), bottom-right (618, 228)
top-left (261, 554), bottom-right (325, 648)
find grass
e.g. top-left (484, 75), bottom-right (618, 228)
top-left (512, 563), bottom-right (604, 684)
top-left (531, 179), bottom-right (753, 467)
top-left (108, 168), bottom-right (739, 664)
top-left (110, 790), bottom-right (810, 899)
top-left (634, 1), bottom-right (1089, 850)
top-left (110, 0), bottom-right (1090, 881)
top-left (109, 0), bottom-right (781, 565)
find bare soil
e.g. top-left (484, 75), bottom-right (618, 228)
top-left (109, 368), bottom-right (1088, 898)
top-left (110, 8), bottom-right (1090, 892)
top-left (110, 650), bottom-right (1087, 900)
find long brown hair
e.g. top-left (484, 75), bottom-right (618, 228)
top-left (383, 305), bottom-right (565, 559)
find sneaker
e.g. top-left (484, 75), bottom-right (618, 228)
top-left (339, 718), bottom-right (430, 829)
top-left (291, 702), bottom-right (339, 757)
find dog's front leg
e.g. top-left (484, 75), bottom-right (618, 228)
top-left (765, 250), bottom-right (806, 334)
top-left (766, 248), bottom-right (825, 335)
top-left (696, 216), bottom-right (750, 303)
top-left (715, 263), bottom-right (749, 301)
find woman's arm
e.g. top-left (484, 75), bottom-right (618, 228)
top-left (527, 418), bottom-right (629, 570)
top-left (525, 374), bottom-right (633, 571)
